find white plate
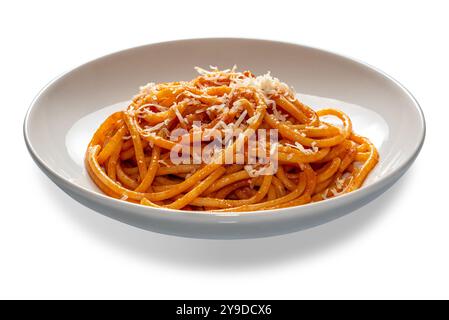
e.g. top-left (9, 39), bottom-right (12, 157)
top-left (24, 38), bottom-right (425, 239)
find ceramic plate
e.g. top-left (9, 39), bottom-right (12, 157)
top-left (24, 38), bottom-right (425, 239)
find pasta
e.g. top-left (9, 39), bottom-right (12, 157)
top-left (86, 66), bottom-right (379, 211)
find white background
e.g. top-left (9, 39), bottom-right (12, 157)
top-left (1, 0), bottom-right (447, 299)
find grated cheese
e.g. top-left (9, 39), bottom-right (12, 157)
top-left (207, 103), bottom-right (226, 113)
top-left (265, 98), bottom-right (287, 122)
top-left (272, 104), bottom-right (288, 121)
top-left (137, 103), bottom-right (168, 113)
top-left (230, 100), bottom-right (243, 114)
top-left (335, 177), bottom-right (345, 190)
top-left (234, 110), bottom-right (248, 128)
top-left (231, 71), bottom-right (295, 97)
top-left (244, 165), bottom-right (261, 178)
top-left (285, 142), bottom-right (314, 155)
top-left (246, 114), bottom-right (259, 126)
top-left (321, 190), bottom-right (328, 200)
top-left (143, 121), bottom-right (165, 133)
top-left (173, 104), bottom-right (186, 124)
top-left (139, 82), bottom-right (156, 95)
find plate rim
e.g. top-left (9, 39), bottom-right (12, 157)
top-left (23, 37), bottom-right (426, 217)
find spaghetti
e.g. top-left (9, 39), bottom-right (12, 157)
top-left (86, 66), bottom-right (379, 211)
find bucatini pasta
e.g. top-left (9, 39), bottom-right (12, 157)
top-left (86, 66), bottom-right (379, 211)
